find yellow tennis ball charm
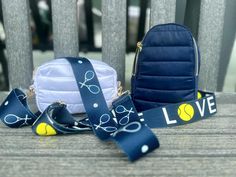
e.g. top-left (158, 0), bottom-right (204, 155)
top-left (36, 122), bottom-right (57, 136)
top-left (178, 104), bottom-right (195, 121)
top-left (197, 91), bottom-right (202, 99)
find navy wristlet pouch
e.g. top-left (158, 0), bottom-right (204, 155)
top-left (0, 24), bottom-right (217, 161)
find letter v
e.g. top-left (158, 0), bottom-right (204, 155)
top-left (196, 99), bottom-right (205, 117)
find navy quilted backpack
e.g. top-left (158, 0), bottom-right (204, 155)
top-left (132, 23), bottom-right (200, 112)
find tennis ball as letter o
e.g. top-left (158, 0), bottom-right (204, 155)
top-left (178, 104), bottom-right (194, 121)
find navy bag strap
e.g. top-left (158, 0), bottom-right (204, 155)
top-left (66, 57), bottom-right (160, 161)
top-left (66, 57), bottom-right (117, 140)
top-left (138, 90), bottom-right (217, 128)
top-left (0, 89), bottom-right (38, 128)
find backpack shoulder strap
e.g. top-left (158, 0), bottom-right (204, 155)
top-left (138, 91), bottom-right (217, 128)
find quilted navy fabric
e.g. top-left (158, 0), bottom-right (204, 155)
top-left (131, 23), bottom-right (200, 112)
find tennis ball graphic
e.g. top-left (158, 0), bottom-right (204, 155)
top-left (178, 104), bottom-right (194, 121)
top-left (36, 122), bottom-right (57, 136)
top-left (197, 91), bottom-right (202, 99)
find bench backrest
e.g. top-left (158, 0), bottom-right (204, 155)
top-left (1, 0), bottom-right (227, 91)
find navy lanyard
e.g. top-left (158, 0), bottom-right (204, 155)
top-left (0, 57), bottom-right (217, 161)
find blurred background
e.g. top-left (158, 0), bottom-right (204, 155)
top-left (0, 0), bottom-right (235, 92)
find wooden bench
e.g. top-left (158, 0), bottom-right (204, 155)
top-left (0, 0), bottom-right (235, 176)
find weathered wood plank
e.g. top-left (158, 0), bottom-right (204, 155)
top-left (1, 134), bottom-right (236, 177)
top-left (1, 156), bottom-right (236, 177)
top-left (150, 0), bottom-right (176, 27)
top-left (1, 129), bottom-right (236, 152)
top-left (217, 0), bottom-right (236, 91)
top-left (215, 92), bottom-right (236, 104)
top-left (1, 0), bottom-right (33, 89)
top-left (51, 0), bottom-right (79, 58)
top-left (0, 156), bottom-right (233, 177)
top-left (102, 0), bottom-right (126, 85)
top-left (198, 0), bottom-right (226, 91)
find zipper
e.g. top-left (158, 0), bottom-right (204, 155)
top-left (132, 41), bottom-right (143, 76)
top-left (193, 37), bottom-right (199, 76)
top-left (27, 84), bottom-right (35, 97)
top-left (132, 24), bottom-right (161, 76)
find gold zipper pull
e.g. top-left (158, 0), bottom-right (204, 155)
top-left (132, 41), bottom-right (143, 76)
top-left (117, 81), bottom-right (123, 96)
top-left (137, 41), bottom-right (142, 51)
top-left (27, 85), bottom-right (35, 97)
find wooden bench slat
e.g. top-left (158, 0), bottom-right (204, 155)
top-left (184, 0), bottom-right (201, 38)
top-left (1, 0), bottom-right (33, 89)
top-left (198, 0), bottom-right (226, 91)
top-left (150, 0), bottom-right (176, 27)
top-left (1, 156), bottom-right (236, 177)
top-left (51, 0), bottom-right (79, 58)
top-left (0, 134), bottom-right (236, 156)
top-left (102, 0), bottom-right (126, 84)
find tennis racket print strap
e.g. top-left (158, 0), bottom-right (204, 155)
top-left (0, 89), bottom-right (38, 128)
top-left (0, 88), bottom-right (92, 133)
top-left (66, 57), bottom-right (160, 161)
